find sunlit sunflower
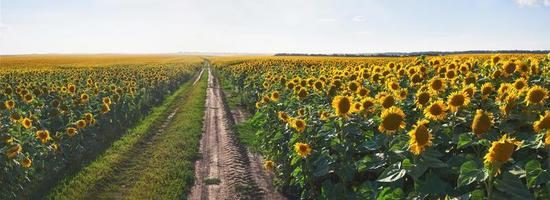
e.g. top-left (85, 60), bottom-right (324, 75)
top-left (76, 120), bottom-right (87, 129)
top-left (534, 111), bottom-right (550, 133)
top-left (352, 102), bottom-right (363, 113)
top-left (278, 111), bottom-right (290, 122)
top-left (297, 88), bottom-right (308, 100)
top-left (291, 118), bottom-right (306, 133)
top-left (447, 91), bottom-right (470, 112)
top-left (358, 88), bottom-right (369, 97)
top-left (348, 81), bottom-right (361, 92)
top-left (4, 100), bottom-right (15, 110)
top-left (24, 94), bottom-right (34, 104)
top-left (332, 95), bottom-right (352, 117)
top-left (525, 85), bottom-right (548, 106)
top-left (461, 84), bottom-right (476, 98)
top-left (377, 92), bottom-right (395, 109)
top-left (415, 91), bottom-right (431, 108)
top-left (378, 106), bottom-right (406, 134)
top-left (319, 111), bottom-right (331, 121)
top-left (21, 118), bottom-right (32, 129)
top-left (408, 120), bottom-right (432, 155)
top-left (35, 130), bottom-right (51, 144)
top-left (545, 131), bottom-right (550, 146)
top-left (264, 160), bottom-right (275, 171)
top-left (502, 61), bottom-right (516, 75)
top-left (5, 144), bottom-right (22, 158)
top-left (80, 93), bottom-right (89, 103)
top-left (424, 100), bottom-right (446, 121)
top-left (429, 78), bottom-right (446, 93)
top-left (103, 97), bottom-right (112, 105)
top-left (513, 78), bottom-right (528, 92)
top-left (67, 127), bottom-right (78, 137)
top-left (101, 103), bottom-right (110, 114)
top-left (471, 110), bottom-right (493, 135)
top-left (484, 134), bottom-right (522, 168)
top-left (481, 83), bottom-right (494, 99)
top-left (361, 97), bottom-right (376, 113)
top-left (271, 91), bottom-right (280, 102)
top-left (21, 157), bottom-right (32, 168)
top-left (294, 142), bottom-right (312, 158)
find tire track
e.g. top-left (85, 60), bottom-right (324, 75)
top-left (189, 68), bottom-right (263, 200)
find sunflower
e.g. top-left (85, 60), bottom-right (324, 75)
top-left (80, 93), bottom-right (89, 103)
top-left (332, 95), bottom-right (352, 117)
top-left (294, 142), bottom-right (312, 158)
top-left (424, 100), bottom-right (446, 121)
top-left (352, 102), bottom-right (363, 113)
top-left (461, 84), bottom-right (476, 98)
top-left (5, 100), bottom-right (15, 110)
top-left (484, 134), bottom-right (522, 167)
top-left (525, 85), bottom-right (548, 106)
top-left (261, 95), bottom-right (270, 104)
top-left (387, 80), bottom-right (400, 91)
top-left (21, 157), bottom-right (32, 168)
top-left (348, 81), bottom-right (360, 92)
top-left (408, 120), bottom-right (432, 155)
top-left (21, 118), bottom-right (32, 129)
top-left (545, 131), bottom-right (550, 146)
top-left (35, 130), bottom-right (51, 144)
top-left (313, 80), bottom-right (324, 91)
top-left (429, 78), bottom-right (446, 93)
top-left (513, 78), bottom-right (528, 92)
top-left (101, 103), bottom-right (110, 114)
top-left (415, 91), bottom-right (431, 108)
top-left (291, 118), bottom-right (306, 133)
top-left (358, 88), bottom-right (369, 97)
top-left (534, 111), bottom-right (550, 133)
top-left (361, 97), bottom-right (376, 113)
top-left (271, 91), bottom-right (280, 102)
top-left (481, 83), bottom-right (494, 99)
top-left (24, 94), bottom-right (34, 104)
top-left (502, 61), bottom-right (516, 75)
top-left (67, 83), bottom-right (76, 93)
top-left (472, 110), bottom-right (493, 135)
top-left (378, 106), bottom-right (406, 134)
top-left (5, 144), bottom-right (22, 158)
top-left (103, 97), bottom-right (112, 105)
top-left (297, 88), bottom-right (308, 100)
top-left (447, 91), bottom-right (470, 112)
top-left (278, 111), bottom-right (290, 122)
top-left (67, 127), bottom-right (78, 137)
top-left (319, 111), bottom-right (330, 121)
top-left (377, 92), bottom-right (395, 109)
top-left (264, 160), bottom-right (275, 171)
top-left (76, 120), bottom-right (87, 129)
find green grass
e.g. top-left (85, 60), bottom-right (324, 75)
top-left (234, 116), bottom-right (262, 153)
top-left (49, 70), bottom-right (208, 199)
top-left (204, 178), bottom-right (221, 185)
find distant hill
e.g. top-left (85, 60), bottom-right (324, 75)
top-left (275, 50), bottom-right (550, 57)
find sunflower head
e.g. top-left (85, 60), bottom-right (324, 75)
top-left (67, 127), bottom-right (78, 137)
top-left (21, 157), bottom-right (32, 168)
top-left (297, 88), bottom-right (308, 100)
top-left (472, 109), bottom-right (493, 135)
top-left (295, 142), bottom-right (312, 158)
top-left (378, 106), bottom-right (406, 134)
top-left (408, 120), bottom-right (432, 155)
top-left (21, 118), bottom-right (32, 129)
top-left (35, 130), bottom-right (52, 144)
top-left (278, 111), bottom-right (289, 122)
top-left (484, 134), bottom-right (522, 168)
top-left (429, 78), bottom-right (446, 92)
top-left (447, 91), bottom-right (470, 112)
top-left (525, 85), bottom-right (548, 106)
top-left (5, 144), bottom-right (22, 158)
top-left (332, 95), bottom-right (352, 117)
top-left (415, 91), bottom-right (431, 108)
top-left (291, 118), bottom-right (306, 133)
top-left (534, 111), bottom-right (550, 133)
top-left (76, 120), bottom-right (87, 129)
top-left (424, 100), bottom-right (446, 121)
top-left (361, 97), bottom-right (376, 113)
top-left (264, 160), bottom-right (275, 171)
top-left (481, 82), bottom-right (494, 98)
top-left (5, 100), bottom-right (15, 110)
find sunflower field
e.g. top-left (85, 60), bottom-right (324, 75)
top-left (0, 56), bottom-right (201, 197)
top-left (215, 54), bottom-right (550, 199)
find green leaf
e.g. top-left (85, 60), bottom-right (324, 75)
top-left (494, 172), bottom-right (535, 200)
top-left (525, 160), bottom-right (550, 188)
top-left (377, 162), bottom-right (406, 183)
top-left (457, 160), bottom-right (488, 187)
top-left (376, 187), bottom-right (404, 200)
top-left (416, 173), bottom-right (451, 195)
top-left (457, 133), bottom-right (473, 149)
top-left (313, 156), bottom-right (330, 177)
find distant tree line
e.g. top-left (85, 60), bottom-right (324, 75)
top-left (275, 50), bottom-right (550, 57)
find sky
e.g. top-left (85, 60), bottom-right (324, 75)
top-left (1, 0), bottom-right (550, 54)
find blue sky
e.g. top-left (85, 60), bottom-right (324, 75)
top-left (1, 0), bottom-right (549, 54)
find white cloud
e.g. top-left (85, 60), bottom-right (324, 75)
top-left (352, 15), bottom-right (366, 22)
top-left (515, 0), bottom-right (550, 7)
